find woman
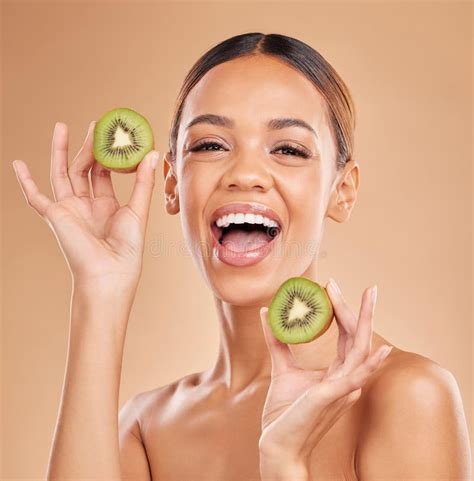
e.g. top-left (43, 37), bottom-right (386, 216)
top-left (13, 32), bottom-right (471, 481)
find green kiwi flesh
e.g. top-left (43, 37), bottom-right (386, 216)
top-left (93, 107), bottom-right (154, 173)
top-left (268, 277), bottom-right (334, 344)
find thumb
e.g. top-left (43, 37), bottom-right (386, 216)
top-left (260, 307), bottom-right (297, 374)
top-left (128, 150), bottom-right (159, 227)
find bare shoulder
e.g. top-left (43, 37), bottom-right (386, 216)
top-left (126, 371), bottom-right (203, 433)
top-left (361, 346), bottom-right (464, 421)
top-left (364, 346), bottom-right (460, 403)
top-left (356, 347), bottom-right (471, 480)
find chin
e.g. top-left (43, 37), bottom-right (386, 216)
top-left (208, 269), bottom-right (280, 307)
top-left (202, 253), bottom-right (316, 308)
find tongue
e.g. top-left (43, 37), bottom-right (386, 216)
top-left (221, 228), bottom-right (270, 252)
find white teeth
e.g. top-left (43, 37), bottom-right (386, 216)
top-left (214, 212), bottom-right (280, 229)
top-left (244, 213), bottom-right (256, 224)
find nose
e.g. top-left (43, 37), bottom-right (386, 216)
top-left (220, 150), bottom-right (273, 192)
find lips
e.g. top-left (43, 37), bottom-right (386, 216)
top-left (208, 202), bottom-right (283, 267)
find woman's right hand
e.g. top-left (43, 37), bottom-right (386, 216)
top-left (12, 121), bottom-right (160, 293)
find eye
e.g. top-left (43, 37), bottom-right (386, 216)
top-left (188, 141), bottom-right (312, 159)
top-left (273, 143), bottom-right (311, 159)
top-left (189, 141), bottom-right (227, 152)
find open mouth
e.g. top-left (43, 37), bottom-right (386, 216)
top-left (208, 202), bottom-right (283, 267)
top-left (211, 218), bottom-right (281, 252)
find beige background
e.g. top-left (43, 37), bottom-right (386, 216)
top-left (1, 1), bottom-right (472, 478)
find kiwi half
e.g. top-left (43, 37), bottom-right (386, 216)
top-left (93, 107), bottom-right (154, 173)
top-left (268, 277), bottom-right (334, 344)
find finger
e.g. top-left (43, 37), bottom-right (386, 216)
top-left (127, 150), bottom-right (159, 227)
top-left (335, 344), bottom-right (391, 393)
top-left (268, 347), bottom-right (391, 450)
top-left (325, 347), bottom-right (345, 378)
top-left (68, 121), bottom-right (96, 198)
top-left (324, 342), bottom-right (391, 389)
top-left (260, 307), bottom-right (297, 374)
top-left (91, 160), bottom-right (117, 200)
top-left (326, 278), bottom-right (357, 354)
top-left (342, 286), bottom-right (376, 373)
top-left (13, 160), bottom-right (53, 217)
top-left (50, 122), bottom-right (74, 201)
top-left (325, 286), bottom-right (349, 376)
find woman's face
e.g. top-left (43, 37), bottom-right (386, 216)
top-left (166, 54), bottom-right (349, 307)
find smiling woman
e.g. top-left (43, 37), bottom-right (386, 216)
top-left (152, 32), bottom-right (470, 481)
top-left (12, 31), bottom-right (471, 481)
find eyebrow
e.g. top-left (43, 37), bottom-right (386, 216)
top-left (185, 114), bottom-right (317, 138)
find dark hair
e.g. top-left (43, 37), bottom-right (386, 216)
top-left (168, 32), bottom-right (355, 170)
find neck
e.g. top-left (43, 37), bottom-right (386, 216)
top-left (204, 265), bottom-right (341, 393)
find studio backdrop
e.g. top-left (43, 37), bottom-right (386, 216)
top-left (2, 1), bottom-right (472, 479)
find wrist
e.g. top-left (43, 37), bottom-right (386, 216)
top-left (260, 452), bottom-right (309, 481)
top-left (72, 274), bottom-right (139, 302)
top-left (71, 277), bottom-right (138, 332)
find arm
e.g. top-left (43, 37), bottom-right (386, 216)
top-left (119, 393), bottom-right (152, 481)
top-left (12, 121), bottom-right (159, 481)
top-left (46, 284), bottom-right (137, 481)
top-left (356, 361), bottom-right (472, 481)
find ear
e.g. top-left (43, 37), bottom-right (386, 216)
top-left (326, 158), bottom-right (360, 223)
top-left (163, 151), bottom-right (179, 215)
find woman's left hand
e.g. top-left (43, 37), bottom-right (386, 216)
top-left (258, 279), bottom-right (393, 475)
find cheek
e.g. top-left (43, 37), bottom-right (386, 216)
top-left (281, 169), bottom-right (325, 229)
top-left (178, 164), bottom-right (216, 241)
top-left (279, 170), bottom-right (326, 263)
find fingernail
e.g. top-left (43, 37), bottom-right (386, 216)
top-left (54, 122), bottom-right (63, 138)
top-left (12, 160), bottom-right (17, 172)
top-left (327, 278), bottom-right (341, 296)
top-left (371, 285), bottom-right (378, 303)
top-left (149, 151), bottom-right (159, 169)
top-left (260, 307), bottom-right (268, 318)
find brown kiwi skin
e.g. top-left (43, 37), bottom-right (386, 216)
top-left (312, 296), bottom-right (335, 340)
top-left (311, 286), bottom-right (335, 341)
top-left (106, 165), bottom-right (138, 174)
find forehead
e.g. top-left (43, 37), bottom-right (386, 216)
top-left (180, 55), bottom-right (329, 132)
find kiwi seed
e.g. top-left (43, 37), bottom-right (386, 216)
top-left (93, 107), bottom-right (154, 173)
top-left (268, 276), bottom-right (334, 344)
